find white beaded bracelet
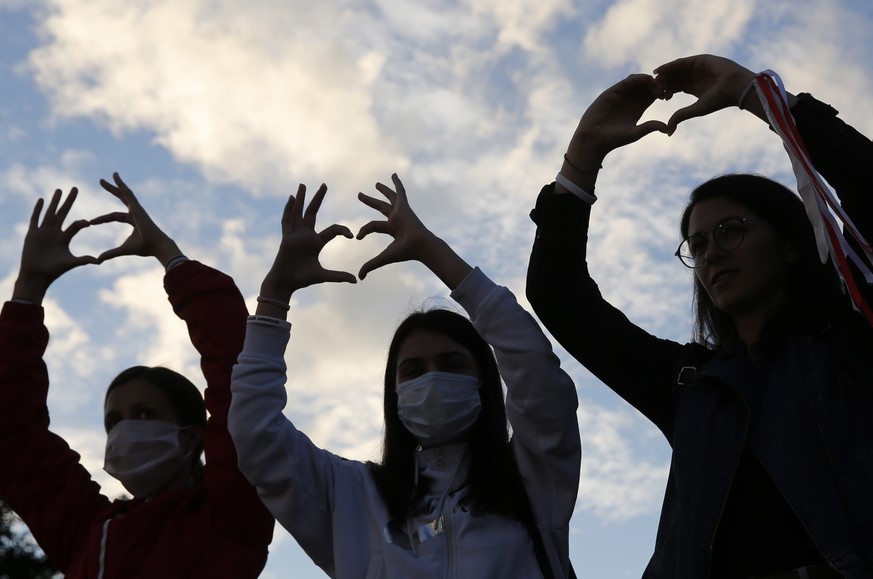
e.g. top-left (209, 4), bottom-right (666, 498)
top-left (164, 254), bottom-right (189, 272)
top-left (738, 79), bottom-right (757, 110)
top-left (555, 172), bottom-right (597, 205)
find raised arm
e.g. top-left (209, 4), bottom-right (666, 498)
top-left (527, 76), bottom-right (688, 433)
top-left (0, 188), bottom-right (107, 572)
top-left (93, 173), bottom-right (274, 549)
top-left (228, 184), bottom-right (355, 574)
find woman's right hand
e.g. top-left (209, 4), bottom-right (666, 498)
top-left (563, 74), bottom-right (668, 190)
top-left (13, 188), bottom-right (97, 304)
top-left (258, 184), bottom-right (356, 310)
top-left (567, 74), bottom-right (667, 168)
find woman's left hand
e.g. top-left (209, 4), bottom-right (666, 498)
top-left (654, 54), bottom-right (757, 132)
top-left (357, 174), bottom-right (471, 289)
top-left (91, 172), bottom-right (182, 267)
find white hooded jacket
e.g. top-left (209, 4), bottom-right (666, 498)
top-left (228, 268), bottom-right (580, 578)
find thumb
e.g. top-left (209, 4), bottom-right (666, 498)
top-left (632, 119), bottom-right (670, 140)
top-left (322, 269), bottom-right (358, 285)
top-left (358, 250), bottom-right (393, 281)
top-left (666, 101), bottom-right (712, 135)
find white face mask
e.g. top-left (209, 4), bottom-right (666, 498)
top-left (103, 420), bottom-right (192, 498)
top-left (396, 371), bottom-right (482, 447)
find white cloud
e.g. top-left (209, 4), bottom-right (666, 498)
top-left (30, 0), bottom-right (408, 195)
top-left (583, 0), bottom-right (754, 70)
top-left (98, 267), bottom-right (202, 380)
top-left (576, 398), bottom-right (670, 521)
top-left (466, 0), bottom-right (573, 52)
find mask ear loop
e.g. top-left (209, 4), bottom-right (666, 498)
top-left (754, 70), bottom-right (873, 327)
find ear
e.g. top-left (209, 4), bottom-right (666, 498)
top-left (179, 425), bottom-right (204, 453)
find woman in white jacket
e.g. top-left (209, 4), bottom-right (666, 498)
top-left (228, 174), bottom-right (580, 578)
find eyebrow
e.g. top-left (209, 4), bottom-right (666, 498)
top-left (688, 215), bottom-right (747, 237)
top-left (397, 351), bottom-right (472, 368)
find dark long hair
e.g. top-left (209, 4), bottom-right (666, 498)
top-left (679, 174), bottom-right (842, 347)
top-left (368, 309), bottom-right (532, 522)
top-left (105, 366), bottom-right (207, 482)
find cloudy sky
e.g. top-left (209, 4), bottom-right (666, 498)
top-left (1, 0), bottom-right (872, 577)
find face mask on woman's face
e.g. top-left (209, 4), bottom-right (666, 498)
top-left (396, 371), bottom-right (482, 448)
top-left (103, 420), bottom-right (192, 498)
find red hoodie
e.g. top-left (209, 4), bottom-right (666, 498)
top-left (0, 261), bottom-right (273, 578)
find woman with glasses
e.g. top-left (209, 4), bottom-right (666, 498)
top-left (527, 54), bottom-right (873, 578)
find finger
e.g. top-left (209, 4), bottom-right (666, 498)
top-left (99, 178), bottom-right (123, 200)
top-left (90, 212), bottom-right (133, 226)
top-left (356, 220), bottom-right (391, 240)
top-left (358, 254), bottom-right (385, 281)
top-left (321, 269), bottom-right (358, 285)
top-left (55, 187), bottom-right (79, 225)
top-left (28, 198), bottom-right (45, 230)
top-left (112, 172), bottom-right (139, 203)
top-left (100, 173), bottom-right (137, 206)
top-left (95, 245), bottom-right (133, 264)
top-left (280, 194), bottom-right (297, 226)
top-left (666, 102), bottom-right (711, 134)
top-left (43, 189), bottom-right (63, 224)
top-left (652, 56), bottom-right (691, 77)
top-left (303, 184), bottom-right (327, 227)
top-left (357, 192), bottom-right (392, 217)
top-left (291, 184), bottom-right (307, 228)
top-left (390, 173), bottom-right (407, 200)
top-left (318, 223), bottom-right (354, 243)
top-left (633, 120), bottom-right (670, 140)
top-left (71, 254), bottom-right (100, 267)
top-left (358, 246), bottom-right (402, 280)
top-left (374, 181), bottom-right (397, 203)
top-left (62, 219), bottom-right (91, 243)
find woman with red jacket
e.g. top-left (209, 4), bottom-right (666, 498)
top-left (0, 174), bottom-right (273, 578)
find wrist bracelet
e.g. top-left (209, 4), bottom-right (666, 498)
top-left (10, 298), bottom-right (34, 305)
top-left (737, 80), bottom-right (757, 110)
top-left (257, 295), bottom-right (291, 311)
top-left (164, 254), bottom-right (189, 272)
top-left (555, 173), bottom-right (597, 205)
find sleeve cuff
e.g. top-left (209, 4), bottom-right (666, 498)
top-left (451, 267), bottom-right (499, 318)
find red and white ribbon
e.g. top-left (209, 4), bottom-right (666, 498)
top-left (753, 70), bottom-right (873, 325)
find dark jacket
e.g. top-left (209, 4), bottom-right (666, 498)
top-left (526, 94), bottom-right (873, 578)
top-left (0, 261), bottom-right (274, 578)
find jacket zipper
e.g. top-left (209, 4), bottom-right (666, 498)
top-left (443, 504), bottom-right (454, 579)
top-left (702, 379), bottom-right (750, 578)
top-left (98, 518), bottom-right (111, 579)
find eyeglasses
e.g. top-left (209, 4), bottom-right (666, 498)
top-left (674, 217), bottom-right (766, 268)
